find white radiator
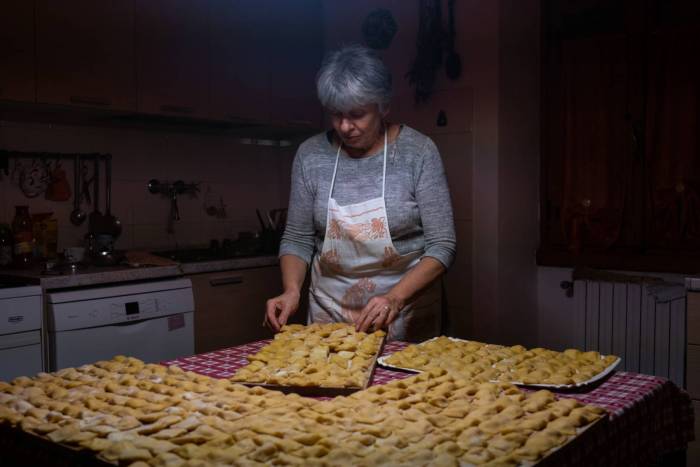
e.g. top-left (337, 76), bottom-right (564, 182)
top-left (573, 279), bottom-right (686, 387)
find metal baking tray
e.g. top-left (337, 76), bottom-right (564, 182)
top-left (0, 401), bottom-right (609, 467)
top-left (534, 415), bottom-right (609, 466)
top-left (239, 337), bottom-right (386, 397)
top-left (0, 422), bottom-right (114, 467)
top-left (378, 337), bottom-right (621, 389)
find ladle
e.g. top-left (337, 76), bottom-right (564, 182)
top-left (69, 155), bottom-right (87, 226)
top-left (104, 157), bottom-right (122, 237)
top-left (88, 157), bottom-right (103, 233)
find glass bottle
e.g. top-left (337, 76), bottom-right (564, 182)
top-left (0, 223), bottom-right (12, 267)
top-left (12, 206), bottom-right (33, 268)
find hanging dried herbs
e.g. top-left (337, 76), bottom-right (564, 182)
top-left (406, 0), bottom-right (445, 103)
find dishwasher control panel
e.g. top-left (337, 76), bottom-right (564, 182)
top-left (111, 298), bottom-right (158, 319)
top-left (47, 279), bottom-right (194, 332)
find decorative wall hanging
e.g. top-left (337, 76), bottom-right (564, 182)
top-left (362, 8), bottom-right (398, 50)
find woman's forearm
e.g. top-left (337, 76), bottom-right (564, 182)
top-left (386, 257), bottom-right (446, 309)
top-left (280, 254), bottom-right (308, 296)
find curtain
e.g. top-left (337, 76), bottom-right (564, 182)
top-left (558, 34), bottom-right (630, 253)
top-left (645, 25), bottom-right (700, 248)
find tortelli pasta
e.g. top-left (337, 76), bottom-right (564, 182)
top-left (383, 336), bottom-right (620, 386)
top-left (0, 356), bottom-right (606, 466)
top-left (231, 323), bottom-right (386, 388)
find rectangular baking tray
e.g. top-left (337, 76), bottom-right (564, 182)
top-left (534, 414), bottom-right (609, 466)
top-left (239, 337), bottom-right (386, 397)
top-left (377, 337), bottom-right (621, 389)
top-left (0, 401), bottom-right (609, 467)
top-left (0, 422), bottom-right (114, 467)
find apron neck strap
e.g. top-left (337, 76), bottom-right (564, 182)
top-left (329, 128), bottom-right (388, 202)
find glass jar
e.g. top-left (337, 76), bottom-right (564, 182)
top-left (12, 206), bottom-right (34, 268)
top-left (0, 223), bottom-right (12, 267)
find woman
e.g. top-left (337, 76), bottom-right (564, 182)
top-left (265, 44), bottom-right (456, 341)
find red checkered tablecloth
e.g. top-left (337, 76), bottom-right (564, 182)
top-left (163, 340), bottom-right (695, 466)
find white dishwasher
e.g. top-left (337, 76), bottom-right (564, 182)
top-left (47, 278), bottom-right (194, 371)
top-left (0, 285), bottom-right (43, 381)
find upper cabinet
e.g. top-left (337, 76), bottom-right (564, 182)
top-left (209, 0), bottom-right (271, 123)
top-left (267, 0), bottom-right (323, 127)
top-left (0, 2), bottom-right (35, 102)
top-left (36, 0), bottom-right (136, 110)
top-left (209, 0), bottom-right (322, 127)
top-left (135, 0), bottom-right (210, 118)
top-left (0, 0), bottom-right (323, 130)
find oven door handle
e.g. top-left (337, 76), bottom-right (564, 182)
top-left (110, 318), bottom-right (151, 328)
top-left (209, 276), bottom-right (244, 287)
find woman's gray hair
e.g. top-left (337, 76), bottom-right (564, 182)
top-left (316, 44), bottom-right (392, 113)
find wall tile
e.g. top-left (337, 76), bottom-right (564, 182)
top-left (0, 121), bottom-right (293, 251)
top-left (131, 224), bottom-right (176, 250)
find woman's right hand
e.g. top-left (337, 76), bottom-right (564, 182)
top-left (265, 290), bottom-right (301, 332)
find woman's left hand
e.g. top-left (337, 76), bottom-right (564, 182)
top-left (355, 294), bottom-right (403, 333)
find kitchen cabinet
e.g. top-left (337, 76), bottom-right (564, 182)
top-left (209, 0), bottom-right (322, 127)
top-left (691, 401), bottom-right (700, 466)
top-left (190, 265), bottom-right (307, 354)
top-left (209, 0), bottom-right (271, 123)
top-left (687, 290), bottom-right (700, 466)
top-left (0, 286), bottom-right (43, 381)
top-left (1, 0), bottom-right (323, 132)
top-left (135, 0), bottom-right (210, 118)
top-left (36, 0), bottom-right (136, 110)
top-left (267, 0), bottom-right (323, 127)
top-left (0, 2), bottom-right (35, 102)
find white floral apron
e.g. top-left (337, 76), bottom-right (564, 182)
top-left (308, 131), bottom-right (441, 341)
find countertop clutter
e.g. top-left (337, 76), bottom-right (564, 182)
top-left (0, 254), bottom-right (279, 289)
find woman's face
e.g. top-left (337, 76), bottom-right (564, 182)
top-left (330, 103), bottom-right (387, 154)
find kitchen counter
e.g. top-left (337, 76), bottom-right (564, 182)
top-left (0, 263), bottom-right (182, 290)
top-left (0, 255), bottom-right (279, 290)
top-left (178, 255), bottom-right (279, 275)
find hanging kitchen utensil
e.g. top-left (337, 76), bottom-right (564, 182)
top-left (70, 156), bottom-right (87, 226)
top-left (277, 208), bottom-right (288, 232)
top-left (217, 196), bottom-right (227, 219)
top-left (45, 159), bottom-right (72, 202)
top-left (266, 210), bottom-right (276, 230)
top-left (81, 160), bottom-right (93, 205)
top-left (104, 157), bottom-right (122, 238)
top-left (147, 179), bottom-right (162, 194)
top-left (203, 185), bottom-right (219, 217)
top-left (19, 158), bottom-right (50, 198)
top-left (444, 0), bottom-right (462, 80)
top-left (256, 208), bottom-right (268, 231)
top-left (88, 157), bottom-right (104, 233)
top-left (167, 190), bottom-right (180, 234)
